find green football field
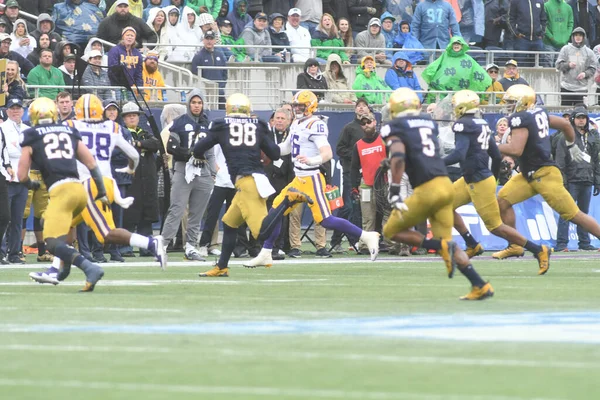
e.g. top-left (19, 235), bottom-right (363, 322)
top-left (1, 250), bottom-right (600, 400)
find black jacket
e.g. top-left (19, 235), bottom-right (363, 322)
top-left (336, 117), bottom-right (365, 173)
top-left (556, 127), bottom-right (600, 186)
top-left (296, 58), bottom-right (328, 100)
top-left (123, 126), bottom-right (160, 223)
top-left (268, 26), bottom-right (290, 54)
top-left (264, 126), bottom-right (294, 193)
top-left (97, 12), bottom-right (158, 49)
top-left (508, 0), bottom-right (546, 41)
top-left (348, 0), bottom-right (383, 33)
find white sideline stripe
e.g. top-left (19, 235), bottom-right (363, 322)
top-left (0, 378), bottom-right (564, 400)
top-left (0, 279), bottom-right (328, 287)
top-left (0, 344), bottom-right (590, 369)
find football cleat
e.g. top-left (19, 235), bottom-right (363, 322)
top-left (439, 240), bottom-right (457, 278)
top-left (151, 235), bottom-right (167, 270)
top-left (184, 248), bottom-right (205, 262)
top-left (359, 231), bottom-right (380, 261)
top-left (460, 282), bottom-right (495, 301)
top-left (286, 187), bottom-right (314, 205)
top-left (465, 243), bottom-right (484, 259)
top-left (29, 267), bottom-right (59, 285)
top-left (492, 244), bottom-right (525, 259)
top-left (199, 265), bottom-right (229, 277)
top-left (535, 245), bottom-right (551, 275)
top-left (79, 267), bottom-right (104, 293)
top-left (243, 248), bottom-right (273, 268)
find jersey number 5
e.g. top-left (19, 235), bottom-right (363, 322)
top-left (229, 122), bottom-right (256, 146)
top-left (43, 133), bottom-right (74, 160)
top-left (419, 128), bottom-right (436, 157)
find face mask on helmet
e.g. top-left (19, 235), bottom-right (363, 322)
top-left (292, 103), bottom-right (307, 119)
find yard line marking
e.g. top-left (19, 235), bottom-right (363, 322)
top-left (0, 306), bottom-right (182, 313)
top-left (0, 378), bottom-right (566, 400)
top-left (0, 344), bottom-right (592, 370)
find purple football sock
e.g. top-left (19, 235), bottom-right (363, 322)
top-left (263, 221), bottom-right (282, 250)
top-left (320, 216), bottom-right (362, 238)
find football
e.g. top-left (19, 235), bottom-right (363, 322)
top-left (260, 151), bottom-right (271, 166)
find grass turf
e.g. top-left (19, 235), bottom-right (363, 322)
top-left (1, 251), bottom-right (599, 400)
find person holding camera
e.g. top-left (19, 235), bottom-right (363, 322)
top-left (554, 107), bottom-right (600, 252)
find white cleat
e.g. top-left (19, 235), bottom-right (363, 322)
top-left (153, 235), bottom-right (167, 271)
top-left (360, 231), bottom-right (380, 261)
top-left (29, 267), bottom-right (60, 285)
top-left (198, 246), bottom-right (209, 258)
top-left (243, 248), bottom-right (273, 268)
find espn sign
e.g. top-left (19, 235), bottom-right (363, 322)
top-left (361, 145), bottom-right (384, 156)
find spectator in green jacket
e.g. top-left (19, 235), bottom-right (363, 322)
top-left (544, 0), bottom-right (573, 67)
top-left (219, 19), bottom-right (247, 61)
top-left (26, 48), bottom-right (65, 99)
top-left (310, 13), bottom-right (350, 65)
top-left (188, 0), bottom-right (223, 20)
top-left (352, 55), bottom-right (390, 105)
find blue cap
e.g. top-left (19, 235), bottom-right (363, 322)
top-left (6, 97), bottom-right (23, 108)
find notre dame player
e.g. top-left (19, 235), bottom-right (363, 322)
top-left (495, 85), bottom-right (600, 270)
top-left (192, 93), bottom-right (311, 277)
top-left (17, 98), bottom-right (106, 292)
top-left (444, 90), bottom-right (551, 274)
top-left (381, 88), bottom-right (493, 300)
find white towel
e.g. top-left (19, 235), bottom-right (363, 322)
top-left (185, 158), bottom-right (203, 183)
top-left (252, 173), bottom-right (276, 199)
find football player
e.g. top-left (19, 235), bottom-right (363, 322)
top-left (495, 84), bottom-right (600, 272)
top-left (193, 93), bottom-right (312, 277)
top-left (17, 98), bottom-right (106, 292)
top-left (28, 94), bottom-right (167, 285)
top-left (381, 88), bottom-right (493, 300)
top-left (244, 90), bottom-right (381, 268)
top-left (444, 90), bottom-right (551, 274)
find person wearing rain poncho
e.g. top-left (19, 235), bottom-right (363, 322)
top-left (352, 55), bottom-right (391, 105)
top-left (421, 36), bottom-right (491, 104)
top-left (392, 20), bottom-right (424, 65)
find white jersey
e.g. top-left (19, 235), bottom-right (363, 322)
top-left (288, 115), bottom-right (329, 177)
top-left (67, 120), bottom-right (138, 181)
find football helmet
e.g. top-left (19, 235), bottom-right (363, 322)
top-left (452, 90), bottom-right (480, 119)
top-left (502, 84), bottom-right (536, 114)
top-left (225, 93), bottom-right (252, 117)
top-left (75, 93), bottom-right (104, 122)
top-left (29, 97), bottom-right (58, 126)
top-left (292, 90), bottom-right (318, 119)
top-left (388, 88), bottom-right (421, 119)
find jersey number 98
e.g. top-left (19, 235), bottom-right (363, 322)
top-left (43, 133), bottom-right (74, 160)
top-left (229, 122), bottom-right (256, 146)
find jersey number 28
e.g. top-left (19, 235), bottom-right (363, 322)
top-left (229, 122), bottom-right (256, 146)
top-left (43, 133), bottom-right (74, 160)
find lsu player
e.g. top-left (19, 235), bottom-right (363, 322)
top-left (245, 90), bottom-right (381, 268)
top-left (193, 93), bottom-right (311, 277)
top-left (29, 94), bottom-right (167, 285)
top-left (444, 90), bottom-right (551, 275)
top-left (17, 98), bottom-right (106, 292)
top-left (495, 84), bottom-right (600, 269)
top-left (381, 88), bottom-right (493, 300)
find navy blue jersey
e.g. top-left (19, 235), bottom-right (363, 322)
top-left (508, 108), bottom-right (555, 176)
top-left (380, 113), bottom-right (448, 188)
top-left (20, 123), bottom-right (81, 189)
top-left (167, 114), bottom-right (209, 162)
top-left (193, 116), bottom-right (280, 182)
top-left (445, 116), bottom-right (502, 183)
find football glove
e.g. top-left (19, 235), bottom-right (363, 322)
top-left (566, 141), bottom-right (590, 163)
top-left (25, 179), bottom-right (40, 190)
top-left (388, 183), bottom-right (409, 212)
top-left (192, 157), bottom-right (206, 167)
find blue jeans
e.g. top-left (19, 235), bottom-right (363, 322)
top-left (543, 43), bottom-right (560, 68)
top-left (514, 37), bottom-right (544, 67)
top-left (556, 182), bottom-right (592, 248)
top-left (3, 183), bottom-right (28, 258)
top-left (260, 55), bottom-right (282, 63)
top-left (300, 21), bottom-right (317, 35)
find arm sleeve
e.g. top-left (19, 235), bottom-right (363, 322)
top-left (336, 128), bottom-right (351, 159)
top-left (261, 130), bottom-right (282, 161)
top-left (448, 5), bottom-right (461, 37)
top-left (442, 133), bottom-right (468, 165)
top-left (114, 133), bottom-right (140, 170)
top-left (555, 137), bottom-right (567, 177)
top-left (487, 135), bottom-right (502, 162)
top-left (167, 132), bottom-right (191, 161)
top-left (205, 146), bottom-right (217, 176)
top-left (278, 133), bottom-right (292, 156)
top-left (411, 8), bottom-right (421, 41)
top-left (350, 144), bottom-right (361, 189)
top-left (139, 131), bottom-right (159, 152)
top-left (193, 132), bottom-right (219, 158)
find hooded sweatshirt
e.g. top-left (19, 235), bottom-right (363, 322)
top-left (83, 37), bottom-right (108, 66)
top-left (146, 7), bottom-right (170, 60)
top-left (544, 0), bottom-right (574, 48)
top-left (31, 13), bottom-right (62, 49)
top-left (187, 0), bottom-right (223, 19)
top-left (556, 27), bottom-right (598, 92)
top-left (9, 18), bottom-right (36, 58)
top-left (107, 40), bottom-right (144, 88)
top-left (355, 18), bottom-right (387, 60)
top-left (392, 21), bottom-right (425, 64)
top-left (384, 53), bottom-right (423, 100)
top-left (352, 57), bottom-right (391, 104)
top-left (296, 58), bottom-right (328, 100)
top-left (240, 22), bottom-right (273, 60)
top-left (324, 53), bottom-right (357, 104)
top-left (421, 36), bottom-right (491, 103)
top-left (226, 0), bottom-right (253, 39)
top-left (168, 88), bottom-right (216, 176)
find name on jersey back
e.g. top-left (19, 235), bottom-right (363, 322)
top-left (407, 119), bottom-right (435, 129)
top-left (35, 125), bottom-right (74, 135)
top-left (224, 117), bottom-right (259, 124)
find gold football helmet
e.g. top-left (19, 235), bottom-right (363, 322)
top-left (388, 88), bottom-right (421, 119)
top-left (29, 97), bottom-right (58, 126)
top-left (292, 90), bottom-right (318, 119)
top-left (503, 84), bottom-right (536, 114)
top-left (226, 93), bottom-right (252, 117)
top-left (75, 93), bottom-right (104, 122)
top-left (452, 90), bottom-right (480, 119)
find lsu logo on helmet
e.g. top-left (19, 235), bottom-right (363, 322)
top-left (75, 94), bottom-right (104, 122)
